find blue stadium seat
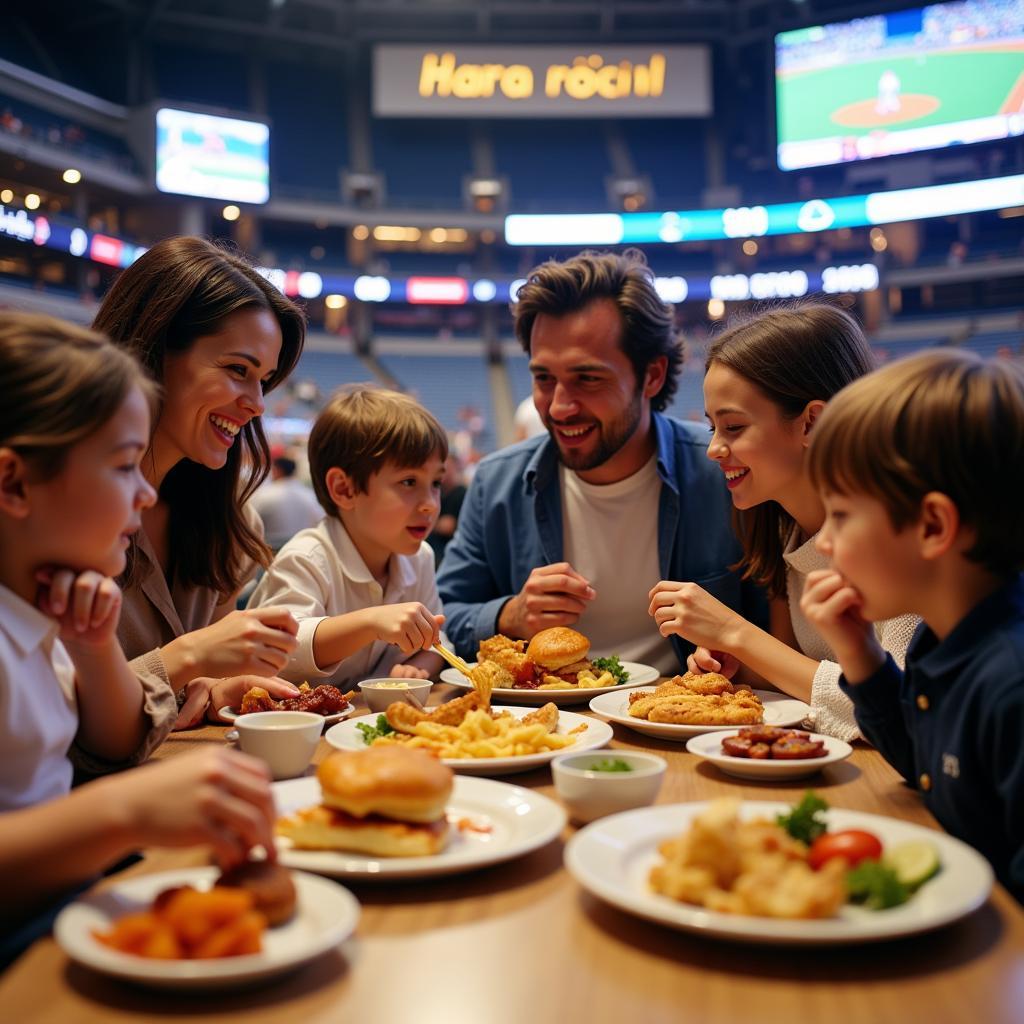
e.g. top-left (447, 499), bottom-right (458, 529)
top-left (376, 352), bottom-right (495, 451)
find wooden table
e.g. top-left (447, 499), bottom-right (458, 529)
top-left (3, 686), bottom-right (1022, 1024)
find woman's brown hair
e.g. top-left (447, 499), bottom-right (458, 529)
top-left (706, 303), bottom-right (875, 598)
top-left (0, 311), bottom-right (156, 479)
top-left (93, 236), bottom-right (306, 596)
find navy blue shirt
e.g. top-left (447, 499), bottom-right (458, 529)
top-left (839, 575), bottom-right (1024, 902)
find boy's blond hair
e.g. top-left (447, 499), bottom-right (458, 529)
top-left (308, 384), bottom-right (448, 516)
top-left (808, 349), bottom-right (1024, 575)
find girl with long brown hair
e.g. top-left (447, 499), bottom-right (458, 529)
top-left (648, 303), bottom-right (918, 739)
top-left (93, 236), bottom-right (307, 724)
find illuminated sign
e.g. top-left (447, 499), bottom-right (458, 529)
top-left (505, 173), bottom-right (1024, 245)
top-left (407, 277), bottom-right (470, 304)
top-left (373, 45), bottom-right (711, 117)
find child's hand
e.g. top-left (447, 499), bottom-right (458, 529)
top-left (35, 567), bottom-right (122, 648)
top-left (647, 581), bottom-right (743, 649)
top-left (372, 604), bottom-right (445, 654)
top-left (113, 748), bottom-right (275, 868)
top-left (388, 663), bottom-right (431, 680)
top-left (173, 675), bottom-right (302, 730)
top-left (800, 569), bottom-right (885, 684)
top-left (686, 646), bottom-right (740, 679)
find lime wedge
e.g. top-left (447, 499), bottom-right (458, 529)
top-left (883, 840), bottom-right (941, 889)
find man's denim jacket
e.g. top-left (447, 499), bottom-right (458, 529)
top-left (437, 413), bottom-right (766, 664)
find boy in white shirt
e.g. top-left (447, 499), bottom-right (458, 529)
top-left (248, 386), bottom-right (446, 686)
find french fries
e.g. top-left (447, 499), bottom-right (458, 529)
top-left (373, 708), bottom-right (576, 759)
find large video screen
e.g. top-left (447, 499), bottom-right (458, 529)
top-left (155, 108), bottom-right (270, 203)
top-left (776, 0), bottom-right (1024, 170)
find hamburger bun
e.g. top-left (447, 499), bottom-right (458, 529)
top-left (276, 804), bottom-right (449, 857)
top-left (317, 746), bottom-right (453, 823)
top-left (526, 627), bottom-right (591, 671)
top-left (276, 748), bottom-right (454, 858)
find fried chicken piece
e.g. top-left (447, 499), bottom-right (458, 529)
top-left (384, 701), bottom-right (429, 735)
top-left (671, 672), bottom-right (737, 696)
top-left (385, 690), bottom-right (487, 735)
top-left (275, 684), bottom-right (349, 715)
top-left (239, 683), bottom-right (349, 717)
top-left (240, 687), bottom-right (274, 714)
top-left (519, 702), bottom-right (559, 733)
top-left (647, 692), bottom-right (764, 726)
top-left (477, 635), bottom-right (529, 676)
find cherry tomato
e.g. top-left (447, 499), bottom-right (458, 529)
top-left (808, 830), bottom-right (883, 870)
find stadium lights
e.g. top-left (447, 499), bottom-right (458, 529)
top-left (62, 169), bottom-right (81, 184)
top-left (0, 189), bottom-right (12, 203)
top-left (222, 205), bottom-right (241, 221)
top-left (0, 204), bottom-right (885, 306)
top-left (373, 225), bottom-right (421, 242)
top-left (504, 173), bottom-right (1024, 246)
top-left (24, 193), bottom-right (41, 210)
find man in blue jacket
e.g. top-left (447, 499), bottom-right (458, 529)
top-left (437, 250), bottom-right (763, 671)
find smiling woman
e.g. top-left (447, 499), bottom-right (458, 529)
top-left (92, 237), bottom-right (307, 726)
top-left (648, 303), bottom-right (919, 740)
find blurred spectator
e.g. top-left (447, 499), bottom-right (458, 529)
top-left (947, 241), bottom-right (969, 266)
top-left (513, 394), bottom-right (546, 441)
top-left (428, 457), bottom-right (468, 567)
top-left (251, 452), bottom-right (323, 551)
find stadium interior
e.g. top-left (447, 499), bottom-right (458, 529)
top-left (1, 0), bottom-right (1022, 462)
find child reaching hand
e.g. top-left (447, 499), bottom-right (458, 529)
top-left (248, 386), bottom-right (448, 685)
top-left (800, 350), bottom-right (1024, 901)
top-left (0, 313), bottom-right (277, 954)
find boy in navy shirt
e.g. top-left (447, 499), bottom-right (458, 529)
top-left (799, 350), bottom-right (1024, 902)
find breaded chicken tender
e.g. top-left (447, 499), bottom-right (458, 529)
top-left (647, 692), bottom-right (764, 726)
top-left (519, 702), bottom-right (559, 733)
top-left (385, 691), bottom-right (488, 734)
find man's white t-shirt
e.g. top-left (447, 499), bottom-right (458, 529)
top-left (559, 456), bottom-right (679, 674)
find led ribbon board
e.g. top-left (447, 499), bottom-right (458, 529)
top-left (504, 174), bottom-right (1024, 245)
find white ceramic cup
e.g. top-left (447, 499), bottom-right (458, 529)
top-left (233, 711), bottom-right (322, 780)
top-left (552, 751), bottom-right (667, 823)
top-left (358, 677), bottom-right (433, 713)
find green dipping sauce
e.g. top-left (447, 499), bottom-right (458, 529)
top-left (588, 758), bottom-right (634, 773)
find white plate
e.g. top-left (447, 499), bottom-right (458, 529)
top-left (565, 801), bottom-right (993, 945)
top-left (274, 775), bottom-right (566, 879)
top-left (324, 705), bottom-right (613, 775)
top-left (439, 660), bottom-right (660, 705)
top-left (685, 730), bottom-right (853, 780)
top-left (54, 866), bottom-right (359, 989)
top-left (589, 687), bottom-right (811, 740)
top-left (218, 704), bottom-right (354, 727)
